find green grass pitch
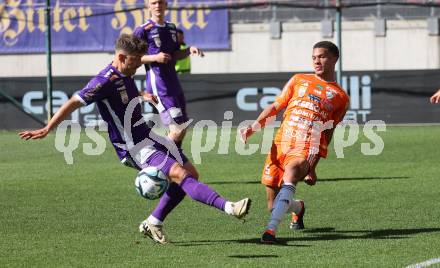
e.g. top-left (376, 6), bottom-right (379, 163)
top-left (1, 127), bottom-right (440, 267)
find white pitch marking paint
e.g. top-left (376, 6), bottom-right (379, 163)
top-left (405, 257), bottom-right (440, 268)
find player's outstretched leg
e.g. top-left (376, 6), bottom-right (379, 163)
top-left (141, 175), bottom-right (251, 244)
top-left (261, 183), bottom-right (296, 244)
top-left (179, 174), bottom-right (251, 219)
top-left (141, 161), bottom-right (202, 244)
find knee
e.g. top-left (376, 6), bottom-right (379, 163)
top-left (169, 126), bottom-right (186, 141)
top-left (169, 163), bottom-right (189, 184)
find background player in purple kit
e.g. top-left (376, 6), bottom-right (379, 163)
top-left (133, 0), bottom-right (207, 243)
top-left (19, 34), bottom-right (250, 245)
top-left (134, 0), bottom-right (204, 149)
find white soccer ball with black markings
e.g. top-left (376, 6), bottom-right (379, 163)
top-left (135, 166), bottom-right (169, 200)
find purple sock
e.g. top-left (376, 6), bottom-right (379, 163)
top-left (179, 176), bottom-right (226, 211)
top-left (151, 182), bottom-right (186, 222)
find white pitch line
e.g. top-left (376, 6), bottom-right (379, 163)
top-left (405, 257), bottom-right (440, 268)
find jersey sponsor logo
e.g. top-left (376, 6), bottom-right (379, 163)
top-left (316, 84), bottom-right (324, 90)
top-left (292, 108), bottom-right (313, 118)
top-left (313, 89), bottom-right (322, 95)
top-left (171, 33), bottom-right (177, 43)
top-left (308, 94), bottom-right (321, 103)
top-left (291, 99), bottom-right (320, 113)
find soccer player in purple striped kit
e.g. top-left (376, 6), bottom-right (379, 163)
top-left (133, 0), bottom-right (203, 148)
top-left (19, 34), bottom-right (250, 245)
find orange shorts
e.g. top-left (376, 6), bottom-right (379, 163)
top-left (261, 142), bottom-right (319, 188)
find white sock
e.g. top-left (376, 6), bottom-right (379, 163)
top-left (147, 215), bottom-right (163, 226)
top-left (224, 201), bottom-right (234, 215)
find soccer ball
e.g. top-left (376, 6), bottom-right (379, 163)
top-left (135, 166), bottom-right (169, 200)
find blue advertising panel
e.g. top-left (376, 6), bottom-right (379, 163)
top-left (0, 0), bottom-right (229, 53)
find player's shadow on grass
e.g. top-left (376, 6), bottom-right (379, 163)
top-left (208, 176), bottom-right (410, 185)
top-left (172, 238), bottom-right (311, 247)
top-left (228, 254), bottom-right (280, 259)
top-left (298, 227), bottom-right (440, 241)
top-left (173, 227), bottom-right (440, 246)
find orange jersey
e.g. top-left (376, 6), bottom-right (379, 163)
top-left (273, 73), bottom-right (349, 158)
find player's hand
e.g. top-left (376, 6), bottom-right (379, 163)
top-left (189, 46), bottom-right (204, 57)
top-left (19, 126), bottom-right (50, 140)
top-left (430, 89), bottom-right (440, 104)
top-left (155, 52), bottom-right (172, 64)
top-left (304, 169), bottom-right (317, 186)
top-left (140, 92), bottom-right (158, 106)
top-left (239, 126), bottom-right (253, 144)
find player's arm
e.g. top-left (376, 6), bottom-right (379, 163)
top-left (303, 127), bottom-right (334, 186)
top-left (139, 91), bottom-right (158, 106)
top-left (430, 89), bottom-right (440, 104)
top-left (240, 76), bottom-right (296, 143)
top-left (141, 53), bottom-right (172, 64)
top-left (174, 46), bottom-right (204, 60)
top-left (304, 157), bottom-right (320, 186)
top-left (132, 25), bottom-right (171, 65)
top-left (304, 101), bottom-right (348, 185)
top-left (19, 97), bottom-right (83, 140)
top-left (239, 102), bottom-right (282, 143)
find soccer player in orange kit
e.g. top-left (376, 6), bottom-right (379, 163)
top-left (240, 41), bottom-right (349, 244)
